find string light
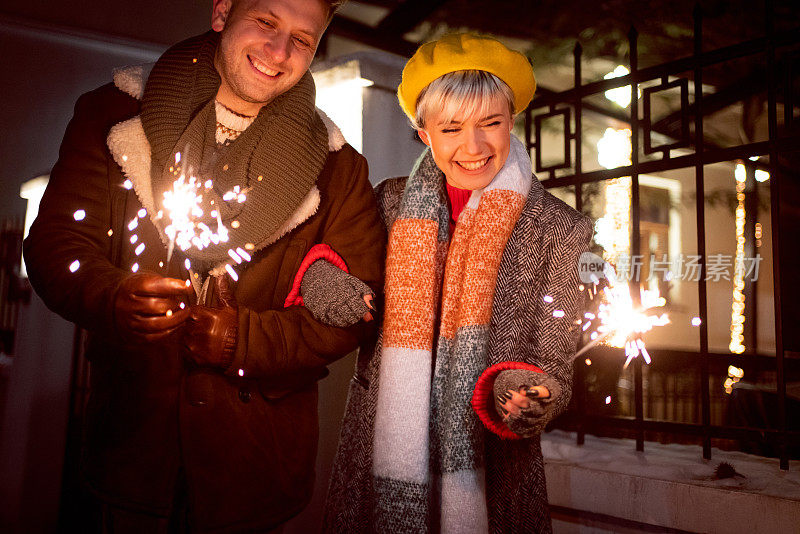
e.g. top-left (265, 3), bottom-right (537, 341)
top-left (730, 164), bottom-right (746, 354)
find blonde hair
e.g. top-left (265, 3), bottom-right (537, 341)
top-left (413, 70), bottom-right (515, 130)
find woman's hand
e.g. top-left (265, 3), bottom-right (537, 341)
top-left (496, 385), bottom-right (550, 422)
top-left (301, 259), bottom-right (376, 327)
top-left (491, 369), bottom-right (561, 437)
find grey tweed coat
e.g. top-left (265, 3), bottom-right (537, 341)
top-left (324, 175), bottom-right (592, 533)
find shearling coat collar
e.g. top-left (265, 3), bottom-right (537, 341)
top-left (106, 64), bottom-right (347, 277)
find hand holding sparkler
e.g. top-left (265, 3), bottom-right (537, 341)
top-left (181, 275), bottom-right (238, 370)
top-left (114, 273), bottom-right (193, 342)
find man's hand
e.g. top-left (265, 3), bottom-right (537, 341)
top-left (181, 275), bottom-right (238, 370)
top-left (114, 272), bottom-right (192, 342)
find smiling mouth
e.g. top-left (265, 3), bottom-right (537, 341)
top-left (248, 55), bottom-right (281, 77)
top-left (456, 156), bottom-right (492, 171)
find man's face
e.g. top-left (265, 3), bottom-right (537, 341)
top-left (212, 0), bottom-right (328, 115)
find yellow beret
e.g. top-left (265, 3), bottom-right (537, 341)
top-left (397, 33), bottom-right (536, 121)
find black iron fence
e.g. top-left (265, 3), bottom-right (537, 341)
top-left (526, 2), bottom-right (800, 469)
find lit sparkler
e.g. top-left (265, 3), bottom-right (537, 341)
top-left (160, 153), bottom-right (230, 264)
top-left (572, 265), bottom-right (670, 368)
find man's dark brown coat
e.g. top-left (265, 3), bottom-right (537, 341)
top-left (24, 71), bottom-right (386, 531)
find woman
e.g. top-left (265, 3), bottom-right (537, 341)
top-left (316, 33), bottom-right (592, 533)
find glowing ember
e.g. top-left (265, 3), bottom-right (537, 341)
top-left (236, 247), bottom-right (251, 262)
top-left (605, 396), bottom-right (612, 405)
top-left (166, 309), bottom-right (173, 317)
top-left (224, 264), bottom-right (239, 281)
top-left (69, 260), bottom-right (80, 272)
top-left (585, 358), bottom-right (592, 366)
top-left (238, 368), bottom-right (245, 377)
top-left (73, 209), bottom-right (86, 221)
top-left (228, 249), bottom-right (243, 264)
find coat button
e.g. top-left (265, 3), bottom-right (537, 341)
top-left (238, 388), bottom-right (251, 403)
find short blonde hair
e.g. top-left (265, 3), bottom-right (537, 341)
top-left (413, 70), bottom-right (515, 130)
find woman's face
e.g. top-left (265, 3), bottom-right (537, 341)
top-left (418, 95), bottom-right (514, 190)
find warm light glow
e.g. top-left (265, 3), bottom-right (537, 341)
top-left (692, 317), bottom-right (702, 326)
top-left (69, 260), bottom-right (80, 273)
top-left (604, 66), bottom-right (639, 108)
top-left (724, 365), bottom-right (745, 394)
top-left (730, 167), bottom-right (746, 355)
top-left (314, 60), bottom-right (373, 152)
top-left (73, 209), bottom-right (86, 221)
top-left (595, 128), bottom-right (632, 265)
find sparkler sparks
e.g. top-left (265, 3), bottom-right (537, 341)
top-left (161, 154), bottom-right (231, 263)
top-left (571, 262), bottom-right (670, 369)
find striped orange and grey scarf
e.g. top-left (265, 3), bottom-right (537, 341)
top-left (372, 135), bottom-right (532, 532)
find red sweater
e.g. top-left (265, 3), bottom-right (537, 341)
top-left (446, 183), bottom-right (471, 235)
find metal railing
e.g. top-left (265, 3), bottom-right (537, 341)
top-left (525, 2), bottom-right (799, 469)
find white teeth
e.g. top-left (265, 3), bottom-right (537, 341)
top-left (251, 57), bottom-right (279, 76)
top-left (458, 157), bottom-right (489, 171)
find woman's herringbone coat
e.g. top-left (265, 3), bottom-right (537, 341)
top-left (324, 175), bottom-right (593, 533)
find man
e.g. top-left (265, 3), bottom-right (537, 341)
top-left (23, 0), bottom-right (385, 531)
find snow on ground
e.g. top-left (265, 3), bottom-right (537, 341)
top-left (542, 430), bottom-right (800, 501)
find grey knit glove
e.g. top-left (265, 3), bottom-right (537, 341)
top-left (300, 260), bottom-right (375, 327)
top-left (493, 369), bottom-right (562, 438)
